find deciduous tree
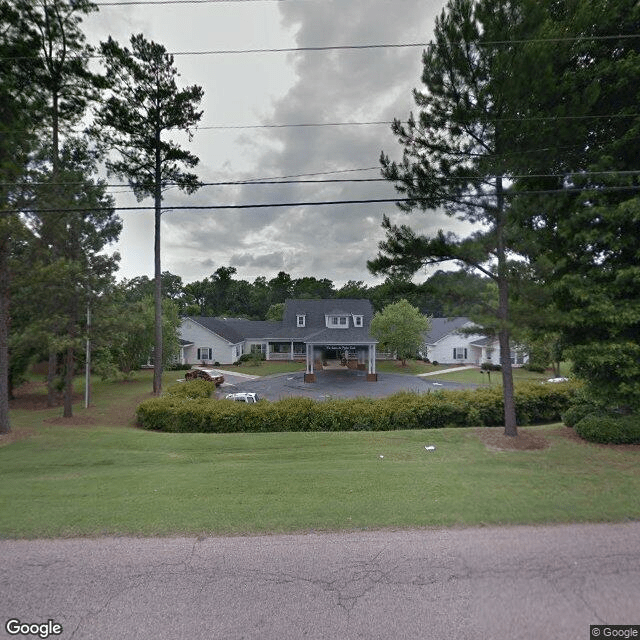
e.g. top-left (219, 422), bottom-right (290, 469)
top-left (370, 300), bottom-right (431, 366)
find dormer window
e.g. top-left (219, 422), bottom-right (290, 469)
top-left (326, 315), bottom-right (349, 328)
top-left (296, 314), bottom-right (306, 327)
top-left (353, 315), bottom-right (363, 327)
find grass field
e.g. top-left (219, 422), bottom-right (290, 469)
top-left (1, 370), bottom-right (637, 539)
top-left (432, 366), bottom-right (555, 386)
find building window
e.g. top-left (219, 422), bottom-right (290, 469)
top-left (297, 314), bottom-right (306, 327)
top-left (197, 347), bottom-right (212, 360)
top-left (327, 315), bottom-right (349, 328)
top-left (453, 347), bottom-right (467, 360)
top-left (353, 315), bottom-right (363, 327)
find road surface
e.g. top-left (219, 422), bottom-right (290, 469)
top-left (1, 522), bottom-right (639, 639)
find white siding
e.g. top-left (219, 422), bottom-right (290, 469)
top-left (179, 318), bottom-right (238, 364)
top-left (426, 325), bottom-right (487, 364)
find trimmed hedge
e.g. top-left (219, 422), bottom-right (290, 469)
top-left (136, 382), bottom-right (577, 433)
top-left (575, 413), bottom-right (640, 444)
top-left (164, 380), bottom-right (216, 399)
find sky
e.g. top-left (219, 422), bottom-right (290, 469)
top-left (83, 0), bottom-right (454, 287)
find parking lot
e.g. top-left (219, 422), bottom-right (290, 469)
top-left (218, 369), bottom-right (475, 402)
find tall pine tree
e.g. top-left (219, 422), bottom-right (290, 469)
top-left (93, 34), bottom-right (204, 396)
top-left (369, 0), bottom-right (543, 436)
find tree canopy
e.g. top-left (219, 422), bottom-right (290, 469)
top-left (370, 300), bottom-right (431, 366)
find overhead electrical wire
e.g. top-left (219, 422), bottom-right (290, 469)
top-left (4, 33), bottom-right (640, 61)
top-left (8, 184), bottom-right (640, 215)
top-left (5, 169), bottom-right (640, 190)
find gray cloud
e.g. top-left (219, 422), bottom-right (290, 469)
top-left (89, 1), bottom-right (450, 286)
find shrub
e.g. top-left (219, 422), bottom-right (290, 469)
top-left (165, 380), bottom-right (215, 399)
top-left (575, 413), bottom-right (640, 444)
top-left (137, 381), bottom-right (577, 433)
top-left (561, 403), bottom-right (600, 428)
top-left (237, 352), bottom-right (265, 365)
top-left (481, 362), bottom-right (502, 371)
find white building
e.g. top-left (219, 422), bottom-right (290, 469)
top-left (422, 317), bottom-right (527, 366)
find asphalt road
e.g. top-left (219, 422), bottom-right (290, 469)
top-left (2, 522), bottom-right (639, 640)
top-left (220, 369), bottom-right (474, 401)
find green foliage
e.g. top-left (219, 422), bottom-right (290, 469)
top-left (370, 300), bottom-right (431, 363)
top-left (575, 413), bottom-right (640, 445)
top-left (165, 380), bottom-right (215, 399)
top-left (94, 295), bottom-right (180, 377)
top-left (561, 403), bottom-right (601, 429)
top-left (265, 303), bottom-right (285, 321)
top-left (137, 382), bottom-right (577, 433)
top-left (94, 33), bottom-right (204, 198)
top-left (236, 352), bottom-right (265, 365)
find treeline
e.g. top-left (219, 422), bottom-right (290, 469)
top-left (139, 267), bottom-right (494, 320)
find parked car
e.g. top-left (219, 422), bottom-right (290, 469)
top-left (185, 368), bottom-right (225, 386)
top-left (224, 392), bottom-right (260, 404)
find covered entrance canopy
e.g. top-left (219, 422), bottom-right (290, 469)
top-left (304, 341), bottom-right (377, 382)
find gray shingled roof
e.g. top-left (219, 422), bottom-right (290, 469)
top-left (423, 317), bottom-right (474, 344)
top-left (185, 299), bottom-right (377, 344)
top-left (187, 316), bottom-right (280, 344)
top-left (274, 299), bottom-right (377, 343)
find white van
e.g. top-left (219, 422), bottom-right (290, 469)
top-left (224, 392), bottom-right (260, 404)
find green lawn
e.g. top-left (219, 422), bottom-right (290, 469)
top-left (1, 370), bottom-right (637, 539)
top-left (432, 365), bottom-right (567, 386)
top-left (376, 359), bottom-right (451, 375)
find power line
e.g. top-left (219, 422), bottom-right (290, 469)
top-left (5, 33), bottom-right (640, 61)
top-left (9, 184), bottom-right (640, 215)
top-left (6, 169), bottom-right (640, 190)
top-left (198, 120), bottom-right (394, 130)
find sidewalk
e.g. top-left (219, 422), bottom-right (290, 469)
top-left (416, 365), bottom-right (479, 377)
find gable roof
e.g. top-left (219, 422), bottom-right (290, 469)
top-left (185, 316), bottom-right (280, 344)
top-left (272, 298), bottom-right (376, 343)
top-left (423, 317), bottom-right (475, 344)
top-left (185, 299), bottom-right (377, 345)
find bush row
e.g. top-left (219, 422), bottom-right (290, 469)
top-left (164, 380), bottom-right (216, 399)
top-left (574, 412), bottom-right (640, 444)
top-left (136, 382), bottom-right (577, 433)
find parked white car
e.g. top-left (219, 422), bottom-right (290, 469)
top-left (224, 392), bottom-right (260, 404)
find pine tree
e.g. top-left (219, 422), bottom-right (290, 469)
top-left (93, 34), bottom-right (204, 396)
top-left (368, 0), bottom-right (541, 436)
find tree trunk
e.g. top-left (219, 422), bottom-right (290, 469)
top-left (152, 127), bottom-right (163, 396)
top-left (47, 351), bottom-right (57, 407)
top-left (63, 345), bottom-right (74, 418)
top-left (496, 175), bottom-right (518, 437)
top-left (0, 231), bottom-right (10, 434)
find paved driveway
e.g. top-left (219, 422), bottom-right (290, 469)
top-left (219, 369), bottom-right (475, 401)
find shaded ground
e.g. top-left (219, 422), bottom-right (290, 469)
top-left (7, 379), bottom-right (152, 429)
top-left (555, 424), bottom-right (640, 452)
top-left (8, 381), bottom-right (82, 410)
top-left (476, 426), bottom-right (549, 451)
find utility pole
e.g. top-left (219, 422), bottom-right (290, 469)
top-left (84, 303), bottom-right (91, 409)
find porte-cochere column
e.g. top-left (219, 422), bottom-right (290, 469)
top-left (367, 343), bottom-right (377, 381)
top-left (304, 343), bottom-right (316, 382)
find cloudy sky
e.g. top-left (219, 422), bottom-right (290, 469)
top-left (84, 0), bottom-right (452, 286)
